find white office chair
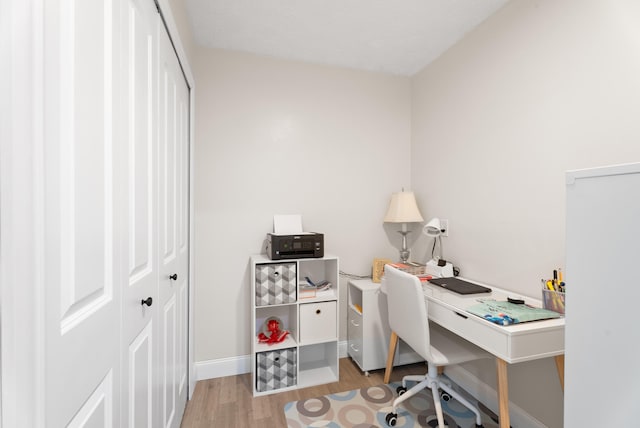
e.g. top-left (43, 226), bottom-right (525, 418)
top-left (384, 265), bottom-right (491, 428)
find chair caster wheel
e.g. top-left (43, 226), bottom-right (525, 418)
top-left (440, 391), bottom-right (452, 401)
top-left (396, 386), bottom-right (407, 396)
top-left (385, 412), bottom-right (398, 426)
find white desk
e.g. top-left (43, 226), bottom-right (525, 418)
top-left (382, 278), bottom-right (565, 428)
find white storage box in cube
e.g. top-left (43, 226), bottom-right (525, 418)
top-left (299, 301), bottom-right (337, 344)
top-left (255, 263), bottom-right (297, 306)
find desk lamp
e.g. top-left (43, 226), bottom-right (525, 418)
top-left (423, 217), bottom-right (454, 277)
top-left (423, 218), bottom-right (445, 256)
top-left (384, 190), bottom-right (424, 263)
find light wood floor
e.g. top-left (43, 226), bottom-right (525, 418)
top-left (180, 357), bottom-right (426, 427)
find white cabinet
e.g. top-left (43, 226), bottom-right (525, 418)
top-left (347, 279), bottom-right (422, 375)
top-left (565, 163), bottom-right (640, 426)
top-left (250, 254), bottom-right (339, 396)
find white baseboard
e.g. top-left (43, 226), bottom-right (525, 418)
top-left (195, 354), bottom-right (251, 380)
top-left (338, 339), bottom-right (348, 359)
top-left (195, 340), bottom-right (350, 381)
top-left (445, 365), bottom-right (549, 428)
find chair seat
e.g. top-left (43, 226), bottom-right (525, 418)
top-left (427, 323), bottom-right (491, 367)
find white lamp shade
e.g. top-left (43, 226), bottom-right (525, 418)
top-left (423, 217), bottom-right (442, 237)
top-left (384, 191), bottom-right (424, 223)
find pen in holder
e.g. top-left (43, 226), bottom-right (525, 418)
top-left (542, 288), bottom-right (565, 314)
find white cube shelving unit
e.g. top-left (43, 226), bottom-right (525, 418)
top-left (250, 254), bottom-right (339, 396)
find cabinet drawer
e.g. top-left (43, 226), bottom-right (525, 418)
top-left (347, 306), bottom-right (363, 341)
top-left (429, 300), bottom-right (508, 358)
top-left (299, 301), bottom-right (336, 344)
top-left (347, 307), bottom-right (364, 367)
top-left (348, 339), bottom-right (363, 368)
top-left (255, 263), bottom-right (297, 306)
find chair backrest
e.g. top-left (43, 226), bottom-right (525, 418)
top-left (385, 265), bottom-right (433, 361)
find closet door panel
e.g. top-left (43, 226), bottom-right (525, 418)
top-left (176, 44), bottom-right (190, 399)
top-left (43, 0), bottom-right (121, 425)
top-left (120, 0), bottom-right (158, 426)
top-left (162, 295), bottom-right (178, 426)
top-left (157, 20), bottom-right (189, 428)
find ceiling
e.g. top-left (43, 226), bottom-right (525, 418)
top-left (184, 0), bottom-right (509, 76)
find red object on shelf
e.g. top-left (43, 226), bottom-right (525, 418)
top-left (257, 318), bottom-right (289, 344)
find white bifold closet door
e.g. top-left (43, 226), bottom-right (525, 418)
top-left (156, 9), bottom-right (190, 428)
top-left (121, 0), bottom-right (158, 426)
top-left (43, 1), bottom-right (123, 425)
top-left (42, 0), bottom-right (189, 426)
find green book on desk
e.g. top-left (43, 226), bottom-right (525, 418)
top-left (466, 300), bottom-right (562, 324)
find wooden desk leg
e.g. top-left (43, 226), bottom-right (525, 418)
top-left (496, 358), bottom-right (510, 428)
top-left (383, 331), bottom-right (399, 384)
top-left (555, 354), bottom-right (565, 392)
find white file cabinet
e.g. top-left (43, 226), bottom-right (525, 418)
top-left (250, 254), bottom-right (339, 396)
top-left (347, 279), bottom-right (422, 375)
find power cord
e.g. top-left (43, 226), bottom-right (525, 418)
top-left (339, 270), bottom-right (371, 280)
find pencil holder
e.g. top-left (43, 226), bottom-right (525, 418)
top-left (542, 289), bottom-right (565, 314)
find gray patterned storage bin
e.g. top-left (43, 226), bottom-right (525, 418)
top-left (255, 263), bottom-right (297, 306)
top-left (256, 347), bottom-right (297, 392)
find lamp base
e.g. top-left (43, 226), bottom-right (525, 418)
top-left (425, 259), bottom-right (454, 278)
top-left (397, 230), bottom-right (410, 263)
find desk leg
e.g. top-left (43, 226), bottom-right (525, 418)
top-left (496, 358), bottom-right (510, 428)
top-left (555, 354), bottom-right (565, 392)
top-left (383, 331), bottom-right (399, 384)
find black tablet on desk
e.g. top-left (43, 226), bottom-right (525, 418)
top-left (428, 277), bottom-right (491, 295)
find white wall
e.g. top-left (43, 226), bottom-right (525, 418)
top-left (193, 48), bottom-right (412, 362)
top-left (410, 1), bottom-right (640, 426)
